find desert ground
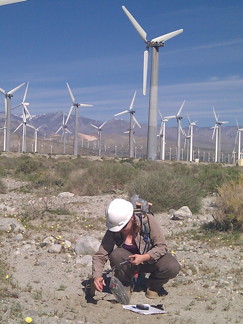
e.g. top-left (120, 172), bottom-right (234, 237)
top-left (0, 177), bottom-right (242, 324)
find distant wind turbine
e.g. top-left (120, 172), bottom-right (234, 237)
top-left (0, 82), bottom-right (25, 152)
top-left (0, 0), bottom-right (28, 6)
top-left (235, 119), bottom-right (243, 161)
top-left (212, 107), bottom-right (228, 162)
top-left (114, 91), bottom-right (141, 158)
top-left (13, 84), bottom-right (32, 153)
top-left (158, 111), bottom-right (173, 161)
top-left (90, 121), bottom-right (107, 157)
top-left (187, 114), bottom-right (197, 162)
top-left (28, 125), bottom-right (41, 153)
top-left (66, 82), bottom-right (93, 156)
top-left (166, 100), bottom-right (186, 161)
top-left (122, 5), bottom-right (183, 160)
top-left (56, 112), bottom-right (72, 155)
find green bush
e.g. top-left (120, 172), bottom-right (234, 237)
top-left (127, 169), bottom-right (202, 213)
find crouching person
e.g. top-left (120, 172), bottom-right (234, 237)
top-left (92, 198), bottom-right (180, 299)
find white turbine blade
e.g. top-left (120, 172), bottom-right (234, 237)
top-left (0, 88), bottom-right (6, 95)
top-left (187, 114), bottom-right (191, 124)
top-left (236, 119), bottom-right (239, 129)
top-left (122, 6), bottom-right (147, 42)
top-left (124, 130), bottom-right (129, 134)
top-left (55, 126), bottom-right (62, 134)
top-left (8, 82), bottom-right (25, 95)
top-left (66, 82), bottom-right (75, 103)
top-left (66, 128), bottom-right (72, 134)
top-left (180, 125), bottom-right (186, 136)
top-left (114, 110), bottom-right (129, 117)
top-left (0, 0), bottom-right (28, 6)
top-left (212, 125), bottom-right (217, 139)
top-left (177, 100), bottom-right (186, 117)
top-left (221, 121), bottom-right (229, 124)
top-left (78, 103), bottom-right (93, 107)
top-left (65, 105), bottom-right (74, 124)
top-left (129, 91), bottom-right (136, 110)
top-left (62, 112), bottom-right (65, 124)
top-left (100, 121), bottom-right (107, 129)
top-left (23, 82), bottom-right (29, 102)
top-left (90, 123), bottom-right (98, 130)
top-left (213, 107), bottom-right (218, 122)
top-left (13, 123), bottom-right (22, 133)
top-left (165, 115), bottom-right (176, 119)
top-left (133, 115), bottom-right (141, 128)
top-left (143, 49), bottom-right (148, 96)
top-left (158, 110), bottom-right (163, 120)
top-left (11, 103), bottom-right (22, 110)
top-left (152, 29), bottom-right (183, 43)
top-left (23, 105), bottom-right (32, 120)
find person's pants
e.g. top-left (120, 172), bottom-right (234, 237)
top-left (109, 247), bottom-right (181, 290)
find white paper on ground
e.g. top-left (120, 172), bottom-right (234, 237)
top-left (122, 304), bottom-right (166, 315)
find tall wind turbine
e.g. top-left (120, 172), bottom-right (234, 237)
top-left (212, 107), bottom-right (228, 162)
top-left (0, 122), bottom-right (6, 152)
top-left (90, 121), bottom-right (107, 157)
top-left (0, 0), bottom-right (28, 6)
top-left (187, 114), bottom-right (197, 162)
top-left (122, 5), bottom-right (183, 160)
top-left (114, 91), bottom-right (141, 158)
top-left (56, 112), bottom-right (72, 155)
top-left (66, 83), bottom-right (93, 156)
top-left (0, 83), bottom-right (25, 152)
top-left (235, 120), bottom-right (243, 161)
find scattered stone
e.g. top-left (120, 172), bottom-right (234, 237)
top-left (76, 255), bottom-right (92, 267)
top-left (0, 217), bottom-right (25, 233)
top-left (75, 235), bottom-right (100, 255)
top-left (0, 204), bottom-right (16, 214)
top-left (58, 192), bottom-right (75, 198)
top-left (14, 233), bottom-right (24, 241)
top-left (48, 244), bottom-right (62, 253)
top-left (171, 206), bottom-right (192, 220)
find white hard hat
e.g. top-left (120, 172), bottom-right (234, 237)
top-left (105, 198), bottom-right (134, 232)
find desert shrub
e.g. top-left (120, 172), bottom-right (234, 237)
top-left (0, 179), bottom-right (6, 194)
top-left (196, 164), bottom-right (241, 194)
top-left (210, 177), bottom-right (243, 231)
top-left (127, 169), bottom-right (202, 213)
top-left (64, 160), bottom-right (138, 195)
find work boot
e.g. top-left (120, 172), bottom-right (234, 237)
top-left (145, 288), bottom-right (159, 299)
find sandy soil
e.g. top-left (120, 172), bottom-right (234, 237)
top-left (0, 178), bottom-right (242, 324)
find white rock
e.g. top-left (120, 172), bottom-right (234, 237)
top-left (58, 192), bottom-right (75, 198)
top-left (75, 235), bottom-right (100, 255)
top-left (0, 218), bottom-right (25, 233)
top-left (174, 206), bottom-right (192, 219)
top-left (76, 255), bottom-right (92, 267)
top-left (48, 244), bottom-right (62, 253)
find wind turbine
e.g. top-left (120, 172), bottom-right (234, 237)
top-left (212, 107), bottom-right (228, 162)
top-left (56, 112), bottom-right (72, 155)
top-left (0, 0), bottom-right (28, 6)
top-left (235, 120), bottom-right (243, 161)
top-left (66, 82), bottom-right (93, 156)
top-left (0, 122), bottom-right (6, 152)
top-left (114, 91), bottom-right (141, 158)
top-left (28, 125), bottom-right (41, 153)
top-left (0, 82), bottom-right (25, 152)
top-left (158, 111), bottom-right (174, 160)
top-left (166, 100), bottom-right (186, 161)
top-left (187, 114), bottom-right (197, 162)
top-left (12, 82), bottom-right (32, 153)
top-left (122, 5), bottom-right (183, 160)
top-left (90, 121), bottom-right (107, 157)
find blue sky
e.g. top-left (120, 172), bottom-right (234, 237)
top-left (0, 0), bottom-right (242, 127)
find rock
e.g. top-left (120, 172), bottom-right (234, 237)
top-left (173, 206), bottom-right (192, 219)
top-left (58, 192), bottom-right (75, 198)
top-left (0, 204), bottom-right (16, 214)
top-left (43, 236), bottom-right (56, 245)
top-left (0, 217), bottom-right (25, 233)
top-left (14, 233), bottom-right (24, 241)
top-left (48, 244), bottom-right (62, 253)
top-left (76, 255), bottom-right (92, 267)
top-left (75, 235), bottom-right (100, 255)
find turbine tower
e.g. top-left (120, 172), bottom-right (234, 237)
top-left (66, 82), bottom-right (93, 156)
top-left (235, 120), bottom-right (243, 161)
top-left (0, 82), bottom-right (25, 152)
top-left (13, 82), bottom-right (32, 153)
top-left (212, 107), bottom-right (228, 162)
top-left (29, 125), bottom-right (41, 153)
top-left (0, 0), bottom-right (28, 6)
top-left (56, 112), bottom-right (72, 155)
top-left (90, 121), bottom-right (107, 157)
top-left (122, 5), bottom-right (183, 160)
top-left (114, 91), bottom-right (141, 158)
top-left (187, 114), bottom-right (197, 162)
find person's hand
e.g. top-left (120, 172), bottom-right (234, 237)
top-left (93, 276), bottom-right (106, 292)
top-left (129, 253), bottom-right (150, 266)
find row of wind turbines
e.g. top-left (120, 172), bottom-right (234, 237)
top-left (1, 4), bottom-right (241, 162)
